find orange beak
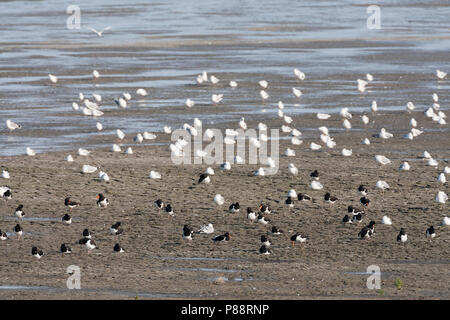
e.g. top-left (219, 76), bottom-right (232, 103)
top-left (96, 195), bottom-right (100, 200)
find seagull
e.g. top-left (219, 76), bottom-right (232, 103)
top-left (229, 81), bottom-right (238, 88)
top-left (260, 90), bottom-right (269, 101)
top-left (78, 148), bottom-right (90, 156)
top-left (436, 70), bottom-right (447, 79)
top-left (82, 164), bottom-right (97, 174)
top-left (185, 99), bottom-right (195, 108)
top-left (258, 80), bottom-right (268, 88)
top-left (406, 102), bottom-right (415, 112)
top-left (292, 88), bottom-right (302, 98)
top-left (136, 88), bottom-right (148, 96)
top-left (114, 97), bottom-right (127, 109)
top-left (441, 217), bottom-right (450, 226)
top-left (340, 108), bottom-right (352, 119)
top-left (92, 70), bottom-right (100, 79)
top-left (317, 113), bottom-right (331, 120)
top-left (288, 163), bottom-right (298, 175)
top-left (342, 148), bottom-right (352, 157)
top-left (87, 26), bottom-right (111, 36)
top-left (149, 171), bottom-right (161, 179)
top-left (212, 94), bottom-right (223, 104)
top-left (294, 68), bottom-right (306, 80)
top-left (378, 128), bottom-right (393, 140)
top-left (111, 144), bottom-right (122, 152)
top-left (436, 191), bottom-right (448, 204)
top-left (376, 180), bottom-right (390, 191)
top-left (26, 148), bottom-right (36, 156)
top-left (123, 93), bottom-right (132, 100)
top-left (6, 120), bottom-right (21, 132)
top-left (361, 115), bottom-right (369, 125)
top-left (310, 181), bottom-right (323, 190)
top-left (357, 79), bottom-right (368, 92)
top-left (362, 138), bottom-right (371, 145)
top-left (1, 170), bottom-right (10, 179)
top-left (437, 173), bottom-right (446, 184)
top-left (48, 74), bottom-right (58, 83)
top-left (381, 216), bottom-right (392, 225)
top-left (197, 223), bottom-right (214, 234)
top-left (375, 155), bottom-right (391, 165)
top-left (366, 73), bottom-right (374, 81)
top-left (96, 122), bottom-right (103, 131)
top-left (210, 75), bottom-right (219, 84)
top-left (214, 194), bottom-right (224, 206)
top-left (371, 101), bottom-right (378, 112)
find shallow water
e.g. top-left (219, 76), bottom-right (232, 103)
top-left (0, 0), bottom-right (449, 156)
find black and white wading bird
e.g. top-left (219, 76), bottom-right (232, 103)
top-left (60, 243), bottom-right (72, 254)
top-left (426, 226), bottom-right (436, 241)
top-left (15, 204), bottom-right (25, 220)
top-left (212, 232), bottom-right (231, 242)
top-left (31, 246), bottom-right (43, 259)
top-left (229, 202), bottom-right (240, 213)
top-left (259, 245), bottom-right (271, 255)
top-left (290, 233), bottom-right (307, 246)
top-left (97, 193), bottom-right (109, 208)
top-left (182, 225), bottom-right (193, 241)
top-left (65, 197), bottom-right (80, 211)
top-left (114, 243), bottom-right (125, 252)
top-left (62, 213), bottom-right (72, 225)
top-left (110, 222), bottom-right (123, 235)
top-left (397, 228), bottom-right (408, 243)
top-left (198, 173), bottom-right (210, 184)
top-left (155, 199), bottom-right (164, 209)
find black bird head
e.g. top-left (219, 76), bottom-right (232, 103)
top-left (368, 221), bottom-right (376, 228)
top-left (261, 235), bottom-right (268, 242)
top-left (112, 222), bottom-right (121, 229)
top-left (16, 204), bottom-right (23, 211)
top-left (224, 232), bottom-right (231, 240)
top-left (347, 205), bottom-right (355, 213)
top-left (310, 170), bottom-right (319, 178)
top-left (82, 229), bottom-right (90, 237)
top-left (64, 197), bottom-right (70, 205)
top-left (63, 213), bottom-right (71, 220)
top-left (113, 243), bottom-right (123, 252)
top-left (324, 193), bottom-right (331, 200)
top-left (3, 190), bottom-right (12, 198)
top-left (165, 204), bottom-right (173, 212)
top-left (247, 207), bottom-right (253, 214)
top-left (97, 193), bottom-right (105, 201)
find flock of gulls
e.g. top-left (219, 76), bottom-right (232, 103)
top-left (1, 66), bottom-right (449, 260)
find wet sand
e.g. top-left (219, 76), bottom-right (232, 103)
top-left (0, 109), bottom-right (449, 300)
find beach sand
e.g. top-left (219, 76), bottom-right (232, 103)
top-left (0, 109), bottom-right (449, 300)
